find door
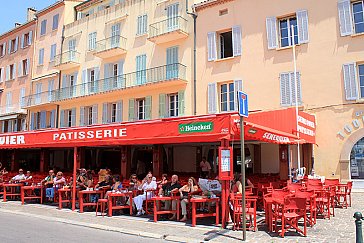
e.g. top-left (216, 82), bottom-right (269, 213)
top-left (167, 3), bottom-right (179, 31)
top-left (166, 46), bottom-right (178, 79)
top-left (68, 39), bottom-right (76, 61)
top-left (111, 23), bottom-right (121, 48)
top-left (35, 83), bottom-right (42, 104)
top-left (136, 55), bottom-right (146, 85)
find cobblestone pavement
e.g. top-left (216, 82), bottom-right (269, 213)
top-left (0, 193), bottom-right (363, 242)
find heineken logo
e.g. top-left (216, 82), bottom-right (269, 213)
top-left (179, 122), bottom-right (214, 134)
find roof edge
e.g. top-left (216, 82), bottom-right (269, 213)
top-left (194, 0), bottom-right (235, 12)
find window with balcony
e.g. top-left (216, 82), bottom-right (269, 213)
top-left (136, 54), bottom-right (146, 84)
top-left (280, 71), bottom-right (302, 106)
top-left (207, 26), bottom-right (241, 61)
top-left (137, 15), bottom-right (148, 35)
top-left (52, 14), bottom-right (59, 30)
top-left (0, 43), bottom-right (5, 57)
top-left (35, 83), bottom-right (42, 104)
top-left (40, 19), bottom-right (47, 35)
top-left (88, 32), bottom-right (97, 51)
top-left (266, 10), bottom-right (309, 49)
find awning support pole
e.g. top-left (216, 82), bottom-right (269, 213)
top-left (72, 147), bottom-right (77, 211)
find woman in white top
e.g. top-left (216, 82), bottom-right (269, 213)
top-left (133, 174), bottom-right (157, 216)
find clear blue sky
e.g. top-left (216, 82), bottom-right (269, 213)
top-left (0, 0), bottom-right (56, 35)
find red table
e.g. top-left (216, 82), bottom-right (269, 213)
top-left (108, 191), bottom-right (133, 217)
top-left (3, 183), bottom-right (23, 202)
top-left (58, 188), bottom-right (72, 209)
top-left (152, 196), bottom-right (180, 222)
top-left (190, 197), bottom-right (220, 227)
top-left (79, 190), bottom-right (104, 213)
top-left (21, 185), bottom-right (43, 204)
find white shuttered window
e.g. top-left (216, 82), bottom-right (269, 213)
top-left (343, 63), bottom-right (358, 100)
top-left (280, 72), bottom-right (302, 106)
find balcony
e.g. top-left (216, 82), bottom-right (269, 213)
top-left (54, 50), bottom-right (80, 70)
top-left (22, 91), bottom-right (56, 108)
top-left (0, 106), bottom-right (26, 117)
top-left (148, 16), bottom-right (188, 44)
top-left (94, 36), bottom-right (127, 59)
top-left (54, 63), bottom-right (187, 101)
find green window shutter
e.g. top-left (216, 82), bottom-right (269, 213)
top-left (178, 90), bottom-right (185, 116)
top-left (116, 100), bottom-right (123, 122)
top-left (80, 106), bottom-right (85, 126)
top-left (145, 96), bottom-right (152, 120)
top-left (159, 93), bottom-right (166, 118)
top-left (128, 98), bottom-right (135, 121)
top-left (102, 103), bottom-right (108, 124)
top-left (60, 110), bottom-right (65, 128)
top-left (92, 104), bottom-right (98, 124)
top-left (71, 108), bottom-right (76, 127)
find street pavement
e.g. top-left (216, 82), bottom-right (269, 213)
top-left (0, 211), bottom-right (165, 243)
top-left (0, 193), bottom-right (363, 242)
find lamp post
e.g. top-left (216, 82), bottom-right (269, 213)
top-left (291, 24), bottom-right (301, 172)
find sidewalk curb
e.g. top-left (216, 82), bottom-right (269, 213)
top-left (0, 208), bottom-right (200, 242)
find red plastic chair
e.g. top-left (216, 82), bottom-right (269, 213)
top-left (295, 190), bottom-right (316, 226)
top-left (274, 197), bottom-right (307, 238)
top-left (230, 193), bottom-right (257, 231)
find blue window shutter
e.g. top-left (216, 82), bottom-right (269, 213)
top-left (266, 17), bottom-right (278, 49)
top-left (297, 10), bottom-right (309, 44)
top-left (118, 60), bottom-right (124, 88)
top-left (207, 32), bottom-right (217, 61)
top-left (21, 34), bottom-right (25, 49)
top-left (178, 90), bottom-right (185, 116)
top-left (71, 108), bottom-right (76, 127)
top-left (40, 111), bottom-right (46, 129)
top-left (128, 98), bottom-right (135, 121)
top-left (30, 113), bottom-right (35, 130)
top-left (145, 96), bottom-right (152, 120)
top-left (95, 67), bottom-right (100, 92)
top-left (80, 106), bottom-right (85, 126)
top-left (343, 63), bottom-right (358, 100)
top-left (103, 63), bottom-right (110, 91)
top-left (28, 31), bottom-right (33, 45)
top-left (233, 80), bottom-right (243, 111)
top-left (208, 82), bottom-right (217, 114)
top-left (92, 104), bottom-right (98, 124)
top-left (14, 37), bottom-right (18, 52)
top-left (60, 110), bottom-right (65, 128)
top-left (50, 109), bottom-right (55, 128)
top-left (159, 93), bottom-right (166, 118)
top-left (8, 40), bottom-right (11, 54)
top-left (116, 100), bottom-right (123, 122)
top-left (232, 25), bottom-right (242, 56)
top-left (338, 0), bottom-right (353, 36)
top-left (102, 103), bottom-right (109, 124)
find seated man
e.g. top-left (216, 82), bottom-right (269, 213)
top-left (23, 171), bottom-right (33, 186)
top-left (10, 169), bottom-right (26, 183)
top-left (133, 174), bottom-right (157, 216)
top-left (158, 174), bottom-right (181, 220)
top-left (77, 168), bottom-right (90, 190)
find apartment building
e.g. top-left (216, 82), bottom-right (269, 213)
top-left (194, 0), bottom-right (364, 187)
top-left (0, 9), bottom-right (36, 133)
top-left (25, 0), bottom-right (84, 131)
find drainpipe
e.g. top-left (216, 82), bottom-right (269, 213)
top-left (186, 0), bottom-right (197, 115)
top-left (56, 26), bottom-right (65, 128)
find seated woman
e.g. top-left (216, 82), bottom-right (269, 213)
top-left (104, 175), bottom-right (123, 199)
top-left (231, 173), bottom-right (254, 194)
top-left (23, 171), bottom-right (33, 186)
top-left (128, 174), bottom-right (141, 191)
top-left (157, 173), bottom-right (168, 189)
top-left (179, 177), bottom-right (199, 222)
top-left (133, 174), bottom-right (157, 216)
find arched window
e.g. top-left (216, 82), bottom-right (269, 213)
top-left (350, 137), bottom-right (364, 179)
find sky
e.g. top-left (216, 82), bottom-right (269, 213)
top-left (0, 0), bottom-right (56, 35)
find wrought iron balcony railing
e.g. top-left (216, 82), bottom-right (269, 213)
top-left (22, 91), bottom-right (56, 108)
top-left (149, 16), bottom-right (188, 39)
top-left (95, 35), bottom-right (127, 53)
top-left (54, 50), bottom-right (80, 67)
top-left (55, 63), bottom-right (186, 101)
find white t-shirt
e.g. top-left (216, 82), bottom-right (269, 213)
top-left (12, 174), bottom-right (26, 181)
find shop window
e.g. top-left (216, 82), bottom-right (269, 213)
top-left (350, 137), bottom-right (364, 179)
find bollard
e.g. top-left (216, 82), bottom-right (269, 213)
top-left (354, 212), bottom-right (364, 243)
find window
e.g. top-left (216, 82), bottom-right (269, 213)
top-left (69, 74), bottom-right (75, 97)
top-left (81, 105), bottom-right (98, 125)
top-left (87, 106), bottom-right (93, 125)
top-left (67, 110), bottom-right (73, 127)
top-left (9, 64), bottom-right (15, 80)
top-left (137, 98), bottom-right (145, 120)
top-left (39, 48), bottom-right (44, 65)
top-left (21, 32), bottom-right (32, 48)
top-left (40, 20), bottom-right (47, 35)
top-left (353, 1), bottom-right (364, 34)
top-left (219, 9), bottom-right (228, 16)
top-left (60, 108), bottom-right (75, 127)
top-left (0, 43), bottom-right (5, 57)
top-left (102, 101), bottom-right (122, 123)
top-left (111, 103), bottom-right (117, 122)
top-left (89, 69), bottom-right (95, 92)
top-left (21, 59), bottom-right (28, 76)
top-left (266, 10), bottom-right (309, 49)
top-left (10, 38), bottom-right (18, 53)
top-left (207, 26), bottom-right (241, 61)
top-left (280, 71), bottom-right (302, 106)
top-left (35, 83), bottom-right (42, 104)
top-left (88, 32), bottom-right (97, 51)
top-left (111, 24), bottom-right (120, 48)
top-left (113, 64), bottom-right (118, 87)
top-left (279, 16), bottom-right (298, 47)
top-left (220, 83), bottom-right (235, 112)
top-left (167, 3), bottom-right (179, 31)
top-left (168, 93), bottom-right (179, 117)
top-left (350, 137), bottom-right (364, 179)
top-left (136, 54), bottom-right (147, 84)
top-left (50, 44), bottom-right (57, 61)
top-left (137, 15), bottom-right (148, 35)
top-left (5, 92), bottom-right (12, 113)
top-left (359, 64), bottom-right (364, 98)
top-left (52, 14), bottom-right (59, 30)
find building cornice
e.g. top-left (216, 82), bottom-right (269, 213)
top-left (194, 0), bottom-right (235, 12)
top-left (0, 20), bottom-right (36, 40)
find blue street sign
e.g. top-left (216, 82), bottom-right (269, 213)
top-left (238, 91), bottom-right (248, 117)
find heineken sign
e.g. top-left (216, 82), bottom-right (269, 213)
top-left (179, 122), bottom-right (214, 134)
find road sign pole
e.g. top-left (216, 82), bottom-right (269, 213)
top-left (240, 116), bottom-right (246, 241)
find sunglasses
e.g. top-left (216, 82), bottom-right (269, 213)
top-left (148, 177), bottom-right (152, 179)
top-left (132, 177), bottom-right (137, 179)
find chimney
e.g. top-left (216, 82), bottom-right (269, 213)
top-left (27, 7), bottom-right (37, 22)
top-left (15, 23), bottom-right (22, 28)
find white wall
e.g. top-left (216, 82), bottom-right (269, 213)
top-left (261, 144), bottom-right (279, 173)
top-left (173, 146), bottom-right (196, 172)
